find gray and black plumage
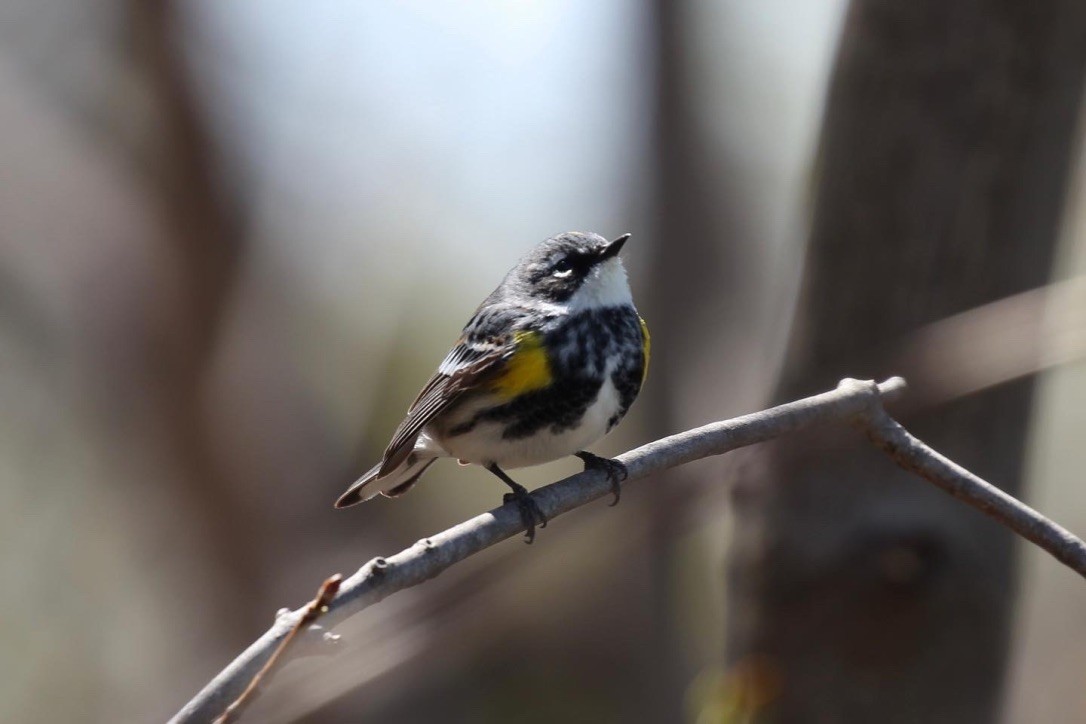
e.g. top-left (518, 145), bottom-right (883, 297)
top-left (335, 231), bottom-right (650, 542)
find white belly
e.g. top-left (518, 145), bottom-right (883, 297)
top-left (432, 376), bottom-right (622, 469)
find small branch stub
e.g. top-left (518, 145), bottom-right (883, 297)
top-left (212, 574), bottom-right (343, 724)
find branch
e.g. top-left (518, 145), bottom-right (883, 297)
top-left (169, 376), bottom-right (1086, 723)
top-left (212, 574), bottom-right (342, 724)
top-left (852, 382), bottom-right (1086, 577)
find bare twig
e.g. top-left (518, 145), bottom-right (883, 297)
top-left (212, 574), bottom-right (342, 724)
top-left (170, 376), bottom-right (1086, 723)
top-left (848, 380), bottom-right (1086, 578)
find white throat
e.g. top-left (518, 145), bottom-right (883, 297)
top-left (567, 258), bottom-right (633, 313)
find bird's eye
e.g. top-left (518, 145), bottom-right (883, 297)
top-left (553, 258), bottom-right (574, 277)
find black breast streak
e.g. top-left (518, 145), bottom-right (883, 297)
top-left (607, 310), bottom-right (645, 431)
top-left (447, 307), bottom-right (645, 441)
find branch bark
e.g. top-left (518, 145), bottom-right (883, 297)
top-left (170, 376), bottom-right (1086, 723)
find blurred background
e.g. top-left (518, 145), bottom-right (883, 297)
top-left (2, 1), bottom-right (1085, 722)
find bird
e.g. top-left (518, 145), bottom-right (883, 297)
top-left (335, 231), bottom-right (650, 542)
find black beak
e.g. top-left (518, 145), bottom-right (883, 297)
top-left (599, 233), bottom-right (631, 261)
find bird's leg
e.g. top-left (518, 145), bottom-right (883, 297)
top-left (487, 464), bottom-right (548, 544)
top-left (575, 451), bottom-right (628, 506)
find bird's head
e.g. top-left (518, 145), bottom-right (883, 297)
top-left (509, 231), bottom-right (633, 310)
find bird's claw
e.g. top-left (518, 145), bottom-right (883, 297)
top-left (503, 488), bottom-right (548, 544)
top-left (576, 451), bottom-right (628, 506)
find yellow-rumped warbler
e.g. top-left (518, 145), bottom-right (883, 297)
top-left (335, 231), bottom-right (649, 542)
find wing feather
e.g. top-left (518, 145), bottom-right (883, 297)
top-left (378, 335), bottom-right (512, 475)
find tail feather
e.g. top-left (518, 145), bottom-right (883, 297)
top-left (334, 455), bottom-right (437, 509)
top-left (382, 458), bottom-right (437, 498)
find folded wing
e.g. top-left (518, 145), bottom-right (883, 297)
top-left (378, 335), bottom-right (513, 475)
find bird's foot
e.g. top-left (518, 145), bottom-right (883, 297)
top-left (575, 451), bottom-right (628, 506)
top-left (502, 484), bottom-right (548, 544)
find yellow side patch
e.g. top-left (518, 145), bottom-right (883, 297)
top-left (639, 316), bottom-right (651, 385)
top-left (490, 331), bottom-right (553, 399)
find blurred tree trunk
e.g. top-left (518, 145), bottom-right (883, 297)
top-left (131, 0), bottom-right (258, 626)
top-left (726, 2), bottom-right (1086, 722)
top-left (644, 0), bottom-right (754, 720)
top-left (0, 0), bottom-right (254, 718)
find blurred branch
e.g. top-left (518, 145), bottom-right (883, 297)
top-left (889, 274), bottom-right (1086, 409)
top-left (171, 375), bottom-right (1086, 723)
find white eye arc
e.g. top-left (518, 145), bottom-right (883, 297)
top-left (552, 257), bottom-right (574, 277)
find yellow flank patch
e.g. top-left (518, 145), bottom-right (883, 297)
top-left (491, 331), bottom-right (553, 399)
top-left (639, 316), bottom-right (651, 385)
